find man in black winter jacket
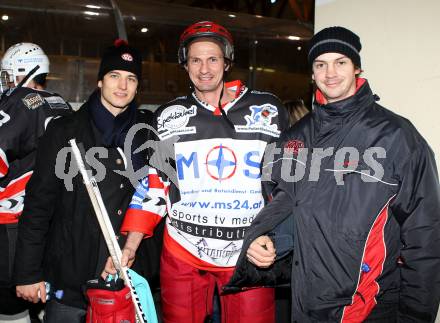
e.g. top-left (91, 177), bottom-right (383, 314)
top-left (13, 40), bottom-right (156, 322)
top-left (227, 26), bottom-right (440, 322)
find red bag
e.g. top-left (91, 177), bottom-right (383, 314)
top-left (86, 278), bottom-right (136, 323)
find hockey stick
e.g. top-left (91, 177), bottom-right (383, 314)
top-left (69, 139), bottom-right (148, 323)
top-left (16, 65), bottom-right (40, 88)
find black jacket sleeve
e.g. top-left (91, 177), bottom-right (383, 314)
top-left (224, 188), bottom-right (294, 293)
top-left (391, 144), bottom-right (440, 322)
top-left (224, 136), bottom-right (295, 292)
top-left (14, 121), bottom-right (65, 284)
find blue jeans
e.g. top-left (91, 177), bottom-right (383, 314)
top-left (43, 300), bottom-right (86, 323)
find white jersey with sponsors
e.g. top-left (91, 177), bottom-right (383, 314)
top-left (122, 80), bottom-right (288, 269)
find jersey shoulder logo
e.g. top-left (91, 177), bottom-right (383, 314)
top-left (245, 104), bottom-right (278, 126)
top-left (44, 96), bottom-right (69, 109)
top-left (235, 104), bottom-right (281, 137)
top-left (157, 104), bottom-right (197, 139)
top-left (22, 93), bottom-right (45, 110)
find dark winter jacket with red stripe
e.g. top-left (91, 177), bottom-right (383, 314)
top-left (226, 79), bottom-right (440, 322)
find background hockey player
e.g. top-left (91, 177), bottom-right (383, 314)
top-left (0, 42), bottom-right (72, 323)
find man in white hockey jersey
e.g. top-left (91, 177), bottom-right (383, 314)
top-left (104, 21), bottom-right (288, 323)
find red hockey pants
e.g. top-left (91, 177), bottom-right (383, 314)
top-left (160, 246), bottom-right (275, 323)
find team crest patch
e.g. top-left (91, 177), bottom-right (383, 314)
top-left (22, 93), bottom-right (45, 110)
top-left (235, 104), bottom-right (280, 137)
top-left (157, 105), bottom-right (197, 139)
top-left (45, 96), bottom-right (69, 109)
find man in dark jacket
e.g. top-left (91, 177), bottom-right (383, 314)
top-left (227, 26), bottom-right (440, 322)
top-left (13, 40), bottom-right (153, 322)
top-left (0, 42), bottom-right (72, 322)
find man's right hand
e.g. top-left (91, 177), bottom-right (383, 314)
top-left (101, 231), bottom-right (144, 279)
top-left (247, 235), bottom-right (276, 268)
top-left (16, 282), bottom-right (46, 303)
top-left (101, 246), bottom-right (136, 280)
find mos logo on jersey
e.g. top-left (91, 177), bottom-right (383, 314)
top-left (205, 144), bottom-right (237, 181)
top-left (176, 143), bottom-right (262, 181)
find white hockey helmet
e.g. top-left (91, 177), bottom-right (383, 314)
top-left (1, 42), bottom-right (49, 88)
